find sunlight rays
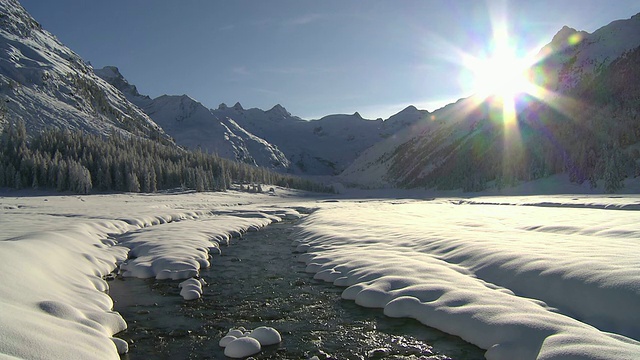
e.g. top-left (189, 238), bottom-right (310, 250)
top-left (418, 1), bottom-right (595, 185)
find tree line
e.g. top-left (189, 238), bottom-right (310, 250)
top-left (0, 121), bottom-right (334, 194)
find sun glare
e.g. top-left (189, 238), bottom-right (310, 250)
top-left (458, 25), bottom-right (542, 127)
top-left (468, 50), bottom-right (531, 101)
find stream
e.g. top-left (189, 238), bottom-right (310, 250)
top-left (109, 219), bottom-right (485, 359)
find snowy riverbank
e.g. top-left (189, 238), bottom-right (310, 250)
top-left (0, 189), bottom-right (311, 359)
top-left (1, 189), bottom-right (639, 359)
top-left (293, 197), bottom-right (640, 360)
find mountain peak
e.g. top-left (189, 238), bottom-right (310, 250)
top-left (383, 104), bottom-right (429, 130)
top-left (95, 65), bottom-right (147, 101)
top-left (267, 104), bottom-right (291, 117)
top-left (233, 102), bottom-right (244, 111)
top-left (547, 25), bottom-right (589, 51)
top-left (0, 7), bottom-right (166, 141)
top-left (98, 66), bottom-right (123, 78)
top-left (218, 103), bottom-right (228, 110)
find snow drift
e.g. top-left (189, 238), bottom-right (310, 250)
top-left (292, 197), bottom-right (640, 359)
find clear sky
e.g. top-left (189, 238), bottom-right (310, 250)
top-left (19, 0), bottom-right (640, 120)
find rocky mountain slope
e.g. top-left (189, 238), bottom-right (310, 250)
top-left (0, 0), bottom-right (167, 141)
top-left (341, 13), bottom-right (640, 192)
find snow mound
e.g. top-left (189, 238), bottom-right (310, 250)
top-left (248, 326), bottom-right (282, 346)
top-left (224, 337), bottom-right (261, 358)
top-left (178, 277), bottom-right (205, 300)
top-left (117, 210), bottom-right (284, 280)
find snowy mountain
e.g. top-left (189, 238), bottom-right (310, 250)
top-left (535, 13), bottom-right (640, 91)
top-left (212, 103), bottom-right (427, 175)
top-left (96, 66), bottom-right (290, 169)
top-left (340, 97), bottom-right (487, 188)
top-left (98, 65), bottom-right (428, 175)
top-left (0, 0), bottom-right (166, 141)
top-left (341, 13), bottom-right (640, 192)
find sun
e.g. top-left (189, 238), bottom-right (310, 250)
top-left (468, 50), bottom-right (531, 101)
top-left (458, 26), bottom-right (541, 127)
top-left (463, 26), bottom-right (535, 106)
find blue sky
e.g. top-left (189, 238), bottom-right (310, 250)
top-left (20, 0), bottom-right (640, 119)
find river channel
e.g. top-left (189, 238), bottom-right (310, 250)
top-left (109, 219), bottom-right (485, 359)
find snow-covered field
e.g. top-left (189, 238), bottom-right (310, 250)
top-left (1, 188), bottom-right (639, 359)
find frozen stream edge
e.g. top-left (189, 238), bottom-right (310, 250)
top-left (110, 214), bottom-right (485, 359)
top-left (290, 200), bottom-right (640, 360)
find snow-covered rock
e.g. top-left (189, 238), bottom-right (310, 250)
top-left (224, 337), bottom-right (261, 358)
top-left (178, 278), bottom-right (204, 300)
top-left (225, 328), bottom-right (246, 338)
top-left (248, 326), bottom-right (281, 346)
top-left (219, 335), bottom-right (237, 348)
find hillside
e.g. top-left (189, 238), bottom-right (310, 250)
top-left (0, 0), bottom-right (167, 142)
top-left (341, 13), bottom-right (640, 193)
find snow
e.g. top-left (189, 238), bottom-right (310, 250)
top-left (1, 188), bottom-right (639, 359)
top-left (0, 188), bottom-right (305, 359)
top-left (224, 336), bottom-right (261, 358)
top-left (292, 197), bottom-right (640, 360)
top-left (248, 326), bottom-right (282, 346)
top-left (218, 326), bottom-right (282, 358)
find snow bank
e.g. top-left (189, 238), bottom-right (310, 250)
top-left (0, 190), bottom-right (305, 359)
top-left (293, 200), bottom-right (640, 359)
top-left (117, 210), bottom-right (287, 280)
top-left (0, 222), bottom-right (130, 359)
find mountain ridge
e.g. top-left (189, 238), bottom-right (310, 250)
top-left (340, 13), bottom-right (640, 192)
top-left (0, 0), bottom-right (168, 142)
top-left (97, 65), bottom-right (430, 175)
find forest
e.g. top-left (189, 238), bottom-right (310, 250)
top-left (0, 121), bottom-right (334, 194)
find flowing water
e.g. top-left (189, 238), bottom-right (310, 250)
top-left (109, 220), bottom-right (485, 359)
